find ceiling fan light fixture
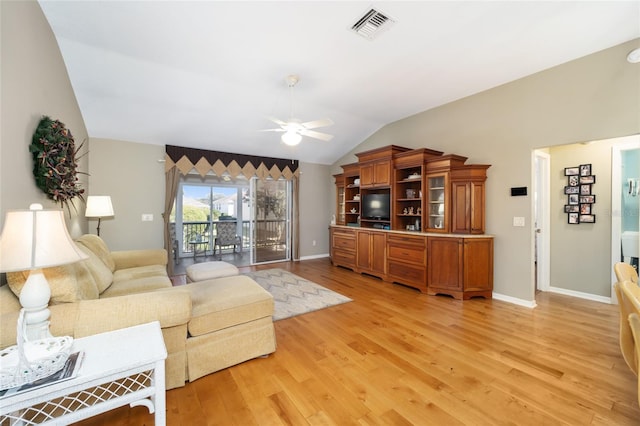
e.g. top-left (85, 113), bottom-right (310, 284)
top-left (282, 131), bottom-right (302, 146)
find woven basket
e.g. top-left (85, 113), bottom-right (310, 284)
top-left (0, 309), bottom-right (73, 391)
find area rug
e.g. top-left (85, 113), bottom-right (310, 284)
top-left (244, 269), bottom-right (352, 321)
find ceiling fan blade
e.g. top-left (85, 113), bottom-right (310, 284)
top-left (259, 128), bottom-right (286, 133)
top-left (300, 129), bottom-right (334, 141)
top-left (267, 116), bottom-right (288, 127)
top-left (301, 118), bottom-right (334, 129)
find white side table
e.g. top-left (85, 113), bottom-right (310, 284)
top-left (0, 321), bottom-right (167, 425)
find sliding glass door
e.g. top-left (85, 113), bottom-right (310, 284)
top-left (249, 177), bottom-right (291, 264)
top-left (174, 176), bottom-right (291, 265)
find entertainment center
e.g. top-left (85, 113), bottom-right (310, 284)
top-left (331, 145), bottom-right (493, 300)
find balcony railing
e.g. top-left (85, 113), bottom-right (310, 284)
top-left (174, 220), bottom-right (286, 256)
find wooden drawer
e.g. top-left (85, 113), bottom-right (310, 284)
top-left (387, 261), bottom-right (426, 290)
top-left (387, 234), bottom-right (426, 248)
top-left (386, 234), bottom-right (426, 265)
top-left (332, 249), bottom-right (356, 269)
top-left (332, 232), bottom-right (356, 251)
top-left (387, 245), bottom-right (425, 264)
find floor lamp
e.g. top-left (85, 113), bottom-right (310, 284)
top-left (85, 195), bottom-right (114, 237)
top-left (0, 203), bottom-right (88, 341)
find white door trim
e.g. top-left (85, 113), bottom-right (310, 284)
top-left (610, 136), bottom-right (640, 303)
top-left (533, 150), bottom-right (551, 293)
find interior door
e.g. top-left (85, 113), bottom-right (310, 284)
top-left (249, 178), bottom-right (291, 264)
top-left (534, 151), bottom-right (550, 292)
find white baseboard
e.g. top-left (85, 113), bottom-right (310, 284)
top-left (299, 253), bottom-right (330, 261)
top-left (547, 286), bottom-right (611, 304)
top-left (492, 292), bottom-right (537, 308)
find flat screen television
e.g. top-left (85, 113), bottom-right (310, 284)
top-left (362, 193), bottom-right (390, 220)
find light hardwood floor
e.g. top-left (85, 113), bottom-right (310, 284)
top-left (75, 258), bottom-right (639, 425)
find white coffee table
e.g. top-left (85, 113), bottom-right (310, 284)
top-left (0, 321), bottom-right (167, 425)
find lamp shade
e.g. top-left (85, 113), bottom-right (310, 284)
top-left (85, 196), bottom-right (114, 217)
top-left (0, 204), bottom-right (88, 272)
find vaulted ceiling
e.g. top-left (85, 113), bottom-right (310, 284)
top-left (39, 1), bottom-right (640, 165)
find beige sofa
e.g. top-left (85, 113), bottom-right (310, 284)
top-left (0, 235), bottom-right (276, 390)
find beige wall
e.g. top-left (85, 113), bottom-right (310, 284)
top-left (0, 0), bottom-right (88, 237)
top-left (298, 162), bottom-right (332, 257)
top-left (549, 141), bottom-right (615, 297)
top-left (88, 139), bottom-right (165, 250)
top-left (333, 38), bottom-right (640, 303)
top-left (90, 139), bottom-right (332, 257)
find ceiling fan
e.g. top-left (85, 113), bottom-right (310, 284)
top-left (262, 75), bottom-right (334, 146)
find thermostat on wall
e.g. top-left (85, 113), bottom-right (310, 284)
top-left (511, 187), bottom-right (527, 196)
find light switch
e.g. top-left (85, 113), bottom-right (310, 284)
top-left (513, 216), bottom-right (525, 227)
top-left (142, 214), bottom-right (154, 222)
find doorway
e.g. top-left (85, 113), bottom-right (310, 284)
top-left (173, 176), bottom-right (292, 268)
top-left (533, 135), bottom-right (640, 304)
top-left (534, 150), bottom-right (550, 293)
top-left (611, 139), bottom-right (640, 302)
top-left (249, 177), bottom-right (291, 264)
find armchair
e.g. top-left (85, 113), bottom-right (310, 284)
top-left (214, 221), bottom-right (242, 259)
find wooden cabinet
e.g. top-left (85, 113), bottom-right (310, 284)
top-left (356, 230), bottom-right (386, 278)
top-left (425, 173), bottom-right (448, 232)
top-left (386, 233), bottom-right (427, 291)
top-left (342, 163), bottom-right (360, 227)
top-left (334, 145), bottom-right (490, 236)
top-left (360, 159), bottom-right (392, 187)
top-left (331, 144), bottom-right (493, 300)
top-left (357, 145), bottom-right (409, 188)
top-left (330, 227), bottom-right (357, 270)
top-left (426, 236), bottom-right (493, 299)
top-left (334, 173), bottom-right (345, 225)
top-left (450, 166), bottom-right (489, 234)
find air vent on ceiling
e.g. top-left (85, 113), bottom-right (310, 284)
top-left (350, 8), bottom-right (395, 40)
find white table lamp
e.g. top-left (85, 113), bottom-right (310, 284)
top-left (0, 203), bottom-right (88, 341)
top-left (85, 195), bottom-right (114, 236)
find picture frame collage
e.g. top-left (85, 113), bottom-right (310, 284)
top-left (564, 164), bottom-right (596, 224)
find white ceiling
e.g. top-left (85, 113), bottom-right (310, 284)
top-left (38, 1), bottom-right (640, 165)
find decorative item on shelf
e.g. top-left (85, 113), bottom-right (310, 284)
top-left (438, 204), bottom-right (444, 215)
top-left (85, 195), bottom-right (114, 236)
top-left (354, 178), bottom-right (360, 186)
top-left (403, 207), bottom-right (408, 215)
top-left (406, 189), bottom-right (416, 199)
top-left (0, 204), bottom-right (88, 389)
top-left (409, 207), bottom-right (414, 215)
top-left (353, 194), bottom-right (360, 201)
top-left (350, 208), bottom-right (357, 213)
top-left (416, 207), bottom-right (422, 215)
top-left (408, 173), bottom-right (420, 180)
top-left (30, 116), bottom-right (86, 213)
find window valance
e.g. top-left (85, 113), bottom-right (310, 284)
top-left (165, 145), bottom-right (299, 181)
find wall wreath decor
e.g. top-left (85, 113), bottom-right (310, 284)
top-left (30, 116), bottom-right (85, 211)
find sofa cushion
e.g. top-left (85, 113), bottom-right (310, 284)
top-left (76, 234), bottom-right (116, 272)
top-left (77, 244), bottom-right (114, 294)
top-left (6, 261), bottom-right (99, 304)
top-left (100, 266), bottom-right (172, 298)
top-left (187, 275), bottom-right (274, 337)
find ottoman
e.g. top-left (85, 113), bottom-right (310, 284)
top-left (185, 261), bottom-right (239, 282)
top-left (184, 275), bottom-right (276, 381)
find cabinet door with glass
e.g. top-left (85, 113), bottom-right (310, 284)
top-left (334, 174), bottom-right (345, 225)
top-left (426, 173), bottom-right (448, 232)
